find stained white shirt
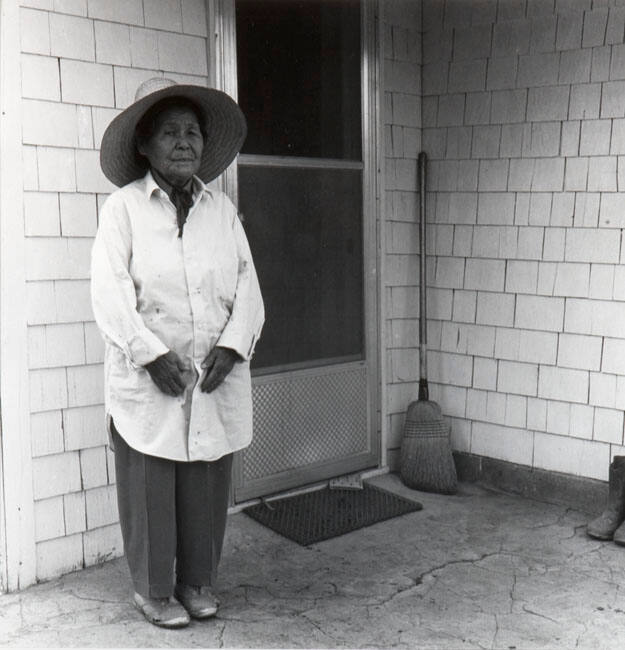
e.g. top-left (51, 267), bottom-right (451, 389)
top-left (90, 171), bottom-right (264, 461)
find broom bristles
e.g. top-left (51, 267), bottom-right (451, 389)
top-left (400, 399), bottom-right (458, 494)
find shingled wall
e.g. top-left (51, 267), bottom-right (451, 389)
top-left (402, 0), bottom-right (625, 480)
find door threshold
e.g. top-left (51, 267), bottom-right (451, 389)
top-left (228, 465), bottom-right (390, 514)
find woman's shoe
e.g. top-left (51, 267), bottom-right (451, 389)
top-left (133, 592), bottom-right (190, 628)
top-left (174, 584), bottom-right (219, 619)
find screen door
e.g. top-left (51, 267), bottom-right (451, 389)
top-left (232, 0), bottom-right (379, 501)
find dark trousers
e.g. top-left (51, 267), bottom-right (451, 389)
top-left (111, 422), bottom-right (233, 599)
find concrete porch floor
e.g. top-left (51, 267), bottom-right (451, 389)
top-left (1, 472), bottom-right (624, 649)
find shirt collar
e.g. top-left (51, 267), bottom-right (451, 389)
top-left (142, 169), bottom-right (212, 201)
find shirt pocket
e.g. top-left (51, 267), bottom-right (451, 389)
top-left (108, 347), bottom-right (157, 419)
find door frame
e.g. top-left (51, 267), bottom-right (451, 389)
top-left (0, 0), bottom-right (37, 591)
top-left (210, 0), bottom-right (383, 500)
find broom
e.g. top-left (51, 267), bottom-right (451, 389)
top-left (399, 151), bottom-right (458, 495)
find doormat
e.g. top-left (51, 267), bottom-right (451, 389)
top-left (243, 483), bottom-right (423, 546)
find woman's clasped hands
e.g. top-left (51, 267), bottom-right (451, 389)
top-left (144, 347), bottom-right (239, 396)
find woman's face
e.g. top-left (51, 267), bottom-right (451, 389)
top-left (137, 106), bottom-right (204, 187)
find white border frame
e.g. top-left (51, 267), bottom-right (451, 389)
top-left (0, 0), bottom-right (36, 591)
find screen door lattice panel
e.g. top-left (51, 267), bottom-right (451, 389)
top-left (245, 364), bottom-right (368, 482)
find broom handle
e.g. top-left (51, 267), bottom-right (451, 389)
top-left (418, 151), bottom-right (428, 401)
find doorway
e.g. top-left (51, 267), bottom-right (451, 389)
top-left (226, 0), bottom-right (380, 501)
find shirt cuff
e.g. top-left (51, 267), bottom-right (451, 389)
top-left (216, 327), bottom-right (258, 362)
top-left (126, 329), bottom-right (169, 367)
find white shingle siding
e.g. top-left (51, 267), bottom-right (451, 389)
top-left (418, 0), bottom-right (625, 483)
top-left (32, 452), bottom-right (81, 500)
top-left (383, 3), bottom-right (422, 471)
top-left (36, 534), bottom-right (84, 582)
top-left (17, 0), bottom-right (211, 582)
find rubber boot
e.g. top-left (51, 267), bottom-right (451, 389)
top-left (614, 520), bottom-right (625, 546)
top-left (587, 456), bottom-right (625, 540)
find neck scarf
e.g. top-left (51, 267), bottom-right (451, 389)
top-left (149, 168), bottom-right (194, 238)
top-left (169, 185), bottom-right (194, 238)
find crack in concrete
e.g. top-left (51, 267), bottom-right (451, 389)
top-left (490, 612), bottom-right (500, 650)
top-left (527, 517), bottom-right (566, 530)
top-left (217, 620), bottom-right (226, 648)
top-left (401, 624), bottom-right (463, 650)
top-left (574, 619), bottom-right (589, 648)
top-left (522, 506), bottom-right (585, 534)
top-left (393, 631), bottom-right (410, 650)
top-left (521, 604), bottom-right (560, 625)
top-left (299, 611), bottom-right (341, 645)
top-left (67, 589), bottom-right (125, 605)
top-left (573, 523), bottom-right (587, 534)
top-left (509, 571), bottom-right (518, 615)
top-left (236, 582), bottom-right (283, 606)
top-left (370, 550), bottom-right (519, 608)
top-left (417, 551), bottom-right (517, 583)
top-left (10, 597), bottom-right (69, 636)
top-left (18, 597), bottom-right (25, 631)
top-left (556, 507), bottom-right (584, 529)
top-left (237, 581), bottom-right (341, 609)
top-left (219, 614), bottom-right (272, 624)
top-left (475, 636), bottom-right (491, 650)
top-left (560, 524), bottom-right (585, 541)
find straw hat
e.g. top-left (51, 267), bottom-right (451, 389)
top-left (100, 77), bottom-right (247, 187)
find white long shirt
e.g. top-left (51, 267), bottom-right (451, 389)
top-left (90, 171), bottom-right (264, 461)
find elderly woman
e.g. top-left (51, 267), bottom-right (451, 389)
top-left (91, 78), bottom-right (264, 628)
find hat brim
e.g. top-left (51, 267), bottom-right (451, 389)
top-left (100, 84), bottom-right (247, 187)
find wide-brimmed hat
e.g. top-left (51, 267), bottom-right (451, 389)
top-left (100, 77), bottom-right (247, 187)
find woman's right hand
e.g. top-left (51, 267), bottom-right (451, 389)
top-left (144, 350), bottom-right (189, 396)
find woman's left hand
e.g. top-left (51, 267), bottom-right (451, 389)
top-left (200, 346), bottom-right (240, 393)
